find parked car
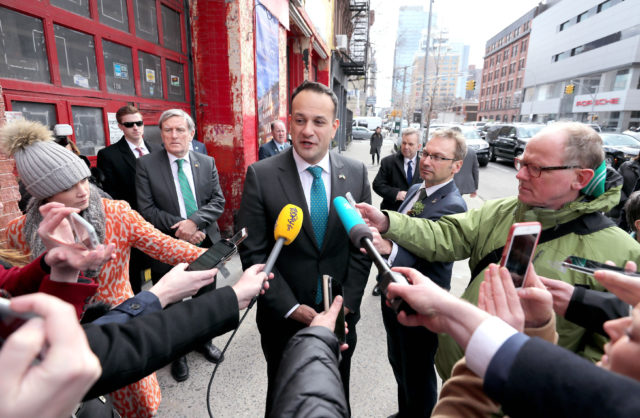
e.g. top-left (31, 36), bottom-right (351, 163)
top-left (352, 126), bottom-right (373, 140)
top-left (491, 124), bottom-right (545, 162)
top-left (458, 126), bottom-right (490, 167)
top-left (600, 133), bottom-right (640, 168)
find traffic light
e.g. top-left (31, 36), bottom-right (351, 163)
top-left (564, 84), bottom-right (575, 94)
top-left (466, 80), bottom-right (476, 91)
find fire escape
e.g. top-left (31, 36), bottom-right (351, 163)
top-left (341, 0), bottom-right (369, 77)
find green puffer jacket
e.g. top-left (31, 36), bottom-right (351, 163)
top-left (384, 186), bottom-right (640, 380)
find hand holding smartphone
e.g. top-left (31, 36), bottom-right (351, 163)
top-left (500, 222), bottom-right (541, 288)
top-left (187, 228), bottom-right (248, 271)
top-left (0, 298), bottom-right (39, 348)
top-left (322, 275), bottom-right (346, 343)
top-left (68, 213), bottom-right (100, 250)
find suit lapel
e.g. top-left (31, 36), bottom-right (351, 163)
top-left (188, 151), bottom-right (201, 206)
top-left (159, 151), bottom-right (182, 215)
top-left (419, 181), bottom-right (456, 214)
top-left (275, 151), bottom-right (318, 248)
top-left (117, 138), bottom-right (137, 171)
top-left (394, 153), bottom-right (408, 187)
top-left (325, 152), bottom-right (347, 251)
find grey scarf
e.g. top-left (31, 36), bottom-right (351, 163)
top-left (24, 184), bottom-right (107, 278)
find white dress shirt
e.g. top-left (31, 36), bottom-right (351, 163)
top-left (125, 138), bottom-right (149, 158)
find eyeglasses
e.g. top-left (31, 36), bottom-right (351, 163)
top-left (514, 156), bottom-right (582, 178)
top-left (419, 151), bottom-right (457, 162)
top-left (121, 121), bottom-right (144, 128)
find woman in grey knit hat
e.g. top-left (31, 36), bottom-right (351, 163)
top-left (0, 119), bottom-right (207, 418)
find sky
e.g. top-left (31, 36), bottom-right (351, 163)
top-left (369, 0), bottom-right (543, 107)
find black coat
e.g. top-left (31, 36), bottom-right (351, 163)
top-left (270, 327), bottom-right (348, 417)
top-left (372, 152), bottom-right (421, 211)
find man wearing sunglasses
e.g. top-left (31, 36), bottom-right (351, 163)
top-left (356, 122), bottom-right (640, 382)
top-left (97, 105), bottom-right (161, 294)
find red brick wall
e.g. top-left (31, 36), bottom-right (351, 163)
top-left (0, 84), bottom-right (21, 245)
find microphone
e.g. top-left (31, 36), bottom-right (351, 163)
top-left (334, 196), bottom-right (414, 314)
top-left (248, 204), bottom-right (303, 309)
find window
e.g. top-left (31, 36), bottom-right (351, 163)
top-left (0, 7), bottom-right (50, 83)
top-left (98, 0), bottom-right (130, 33)
top-left (138, 51), bottom-right (163, 98)
top-left (72, 106), bottom-right (105, 155)
top-left (559, 19), bottom-right (574, 31)
top-left (494, 69), bottom-right (499, 78)
top-left (516, 78), bottom-right (522, 89)
top-left (54, 25), bottom-right (99, 90)
top-left (521, 39), bottom-right (528, 51)
top-left (518, 58), bottom-right (525, 70)
top-left (577, 9), bottom-right (595, 22)
top-left (496, 55), bottom-right (500, 64)
top-left (612, 69), bottom-right (629, 91)
top-left (507, 80), bottom-right (514, 91)
top-left (166, 59), bottom-right (185, 101)
top-left (161, 5), bottom-right (182, 52)
top-left (492, 85), bottom-right (497, 94)
top-left (553, 51), bottom-right (570, 62)
top-left (512, 44), bottom-right (518, 56)
top-left (51, 0), bottom-right (90, 18)
top-left (134, 0), bottom-right (158, 44)
top-left (598, 0), bottom-right (612, 13)
top-left (102, 40), bottom-right (135, 95)
top-left (501, 66), bottom-right (507, 76)
top-left (503, 50), bottom-right (509, 60)
top-left (509, 63), bottom-right (516, 74)
top-left (488, 73), bottom-right (492, 81)
top-left (12, 101), bottom-right (57, 128)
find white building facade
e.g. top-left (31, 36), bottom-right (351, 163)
top-left (521, 0), bottom-right (640, 131)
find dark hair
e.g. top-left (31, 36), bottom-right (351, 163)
top-left (271, 120), bottom-right (285, 131)
top-left (116, 105), bottom-right (140, 124)
top-left (625, 191), bottom-right (640, 232)
top-left (291, 80), bottom-right (338, 119)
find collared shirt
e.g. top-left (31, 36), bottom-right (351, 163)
top-left (124, 138), bottom-right (149, 158)
top-left (285, 148), bottom-right (331, 318)
top-left (167, 152), bottom-right (197, 219)
top-left (404, 154), bottom-right (418, 180)
top-left (276, 141), bottom-right (290, 152)
top-left (388, 179), bottom-right (454, 264)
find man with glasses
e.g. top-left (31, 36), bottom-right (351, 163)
top-left (357, 122), bottom-right (640, 381)
top-left (371, 128), bottom-right (467, 417)
top-left (97, 105), bottom-right (160, 294)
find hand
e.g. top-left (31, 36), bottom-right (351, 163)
top-left (517, 265), bottom-right (554, 328)
top-left (189, 231), bottom-right (206, 245)
top-left (355, 202), bottom-right (390, 233)
top-left (45, 244), bottom-right (116, 283)
top-left (149, 263), bottom-right (217, 307)
top-left (539, 276), bottom-right (574, 318)
top-left (370, 226), bottom-right (392, 255)
top-left (396, 191), bottom-right (407, 201)
top-left (311, 295), bottom-right (349, 352)
top-left (0, 294), bottom-right (101, 418)
top-left (171, 219), bottom-right (199, 241)
top-left (595, 261), bottom-right (640, 306)
top-left (232, 264), bottom-right (272, 310)
top-left (37, 203), bottom-right (77, 250)
top-left (470, 192), bottom-right (477, 198)
top-left (478, 264), bottom-right (525, 331)
top-left (289, 304), bottom-right (318, 326)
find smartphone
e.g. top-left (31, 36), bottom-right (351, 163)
top-left (500, 222), bottom-right (542, 288)
top-left (68, 212), bottom-right (99, 250)
top-left (322, 275), bottom-right (346, 343)
top-left (561, 255), bottom-right (640, 278)
top-left (0, 298), bottom-right (39, 348)
top-left (187, 228), bottom-right (247, 271)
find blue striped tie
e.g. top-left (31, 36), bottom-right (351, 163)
top-left (307, 166), bottom-right (328, 304)
top-left (176, 159), bottom-right (197, 217)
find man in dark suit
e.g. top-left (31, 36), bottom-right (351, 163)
top-left (97, 105), bottom-right (160, 293)
top-left (258, 120), bottom-right (289, 160)
top-left (135, 108), bottom-right (226, 382)
top-left (191, 138), bottom-right (207, 154)
top-left (237, 81), bottom-right (372, 415)
top-left (372, 128), bottom-right (467, 417)
top-left (372, 128), bottom-right (422, 211)
top-left (454, 146), bottom-right (479, 197)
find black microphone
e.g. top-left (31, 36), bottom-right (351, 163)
top-left (334, 196), bottom-right (414, 314)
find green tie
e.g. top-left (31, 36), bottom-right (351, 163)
top-left (307, 166), bottom-right (328, 305)
top-left (176, 159), bottom-right (197, 217)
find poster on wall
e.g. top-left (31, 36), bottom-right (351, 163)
top-left (256, 1), bottom-right (280, 145)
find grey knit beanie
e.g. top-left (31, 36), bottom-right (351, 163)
top-left (0, 120), bottom-right (91, 199)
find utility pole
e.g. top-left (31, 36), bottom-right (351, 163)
top-left (421, 0), bottom-right (434, 141)
top-left (401, 66), bottom-right (408, 123)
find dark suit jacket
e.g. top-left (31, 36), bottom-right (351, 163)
top-left (135, 149), bottom-right (225, 242)
top-left (259, 139), bottom-right (281, 160)
top-left (485, 336), bottom-right (640, 418)
top-left (97, 136), bottom-right (160, 210)
top-left (237, 148), bottom-right (372, 325)
top-left (83, 286), bottom-right (239, 399)
top-left (192, 139), bottom-right (207, 154)
top-left (393, 181), bottom-right (466, 289)
top-left (372, 152), bottom-right (421, 211)
top-left (454, 147), bottom-right (479, 195)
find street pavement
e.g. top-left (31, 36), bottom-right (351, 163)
top-left (154, 137), bottom-right (517, 417)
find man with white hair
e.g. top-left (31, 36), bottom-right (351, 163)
top-left (136, 108), bottom-right (226, 382)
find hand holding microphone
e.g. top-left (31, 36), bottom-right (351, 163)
top-left (334, 196), bottom-right (414, 315)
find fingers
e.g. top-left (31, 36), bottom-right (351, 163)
top-left (524, 264), bottom-right (545, 289)
top-left (0, 318), bottom-right (46, 386)
top-left (625, 260), bottom-right (637, 273)
top-left (391, 267), bottom-right (425, 285)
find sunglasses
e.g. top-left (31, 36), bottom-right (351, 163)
top-left (121, 121), bottom-right (144, 128)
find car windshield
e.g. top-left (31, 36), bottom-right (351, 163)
top-left (460, 127), bottom-right (480, 139)
top-left (602, 134), bottom-right (640, 148)
top-left (516, 125), bottom-right (543, 138)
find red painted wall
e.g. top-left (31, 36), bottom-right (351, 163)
top-left (0, 85), bottom-right (21, 245)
